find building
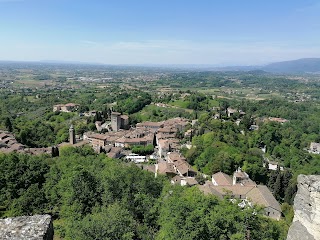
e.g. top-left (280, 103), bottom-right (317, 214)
top-left (155, 161), bottom-right (176, 178)
top-left (120, 115), bottom-right (129, 129)
top-left (125, 154), bottom-right (147, 163)
top-left (111, 112), bottom-right (121, 132)
top-left (53, 103), bottom-right (79, 112)
top-left (212, 172), bottom-right (233, 186)
top-left (171, 176), bottom-right (198, 186)
top-left (136, 121), bottom-right (164, 132)
top-left (200, 169), bottom-right (281, 220)
top-left (86, 133), bottom-right (108, 150)
top-left (107, 147), bottom-right (122, 159)
top-left (309, 142), bottom-right (320, 154)
top-left (69, 125), bottom-right (76, 145)
top-left (167, 152), bottom-right (196, 177)
top-left (227, 108), bottom-right (237, 117)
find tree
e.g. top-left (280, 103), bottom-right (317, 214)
top-left (273, 168), bottom-right (282, 202)
top-left (4, 117), bottom-right (13, 132)
top-left (70, 169), bottom-right (101, 216)
top-left (70, 203), bottom-right (136, 240)
top-left (195, 174), bottom-right (206, 185)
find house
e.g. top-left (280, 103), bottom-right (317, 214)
top-left (158, 139), bottom-right (171, 158)
top-left (171, 176), bottom-right (198, 186)
top-left (212, 172), bottom-right (233, 186)
top-left (136, 121), bottom-right (164, 131)
top-left (232, 169), bottom-right (256, 186)
top-left (125, 154), bottom-right (147, 163)
top-left (53, 103), bottom-right (79, 112)
top-left (115, 133), bottom-right (154, 148)
top-left (155, 161), bottom-right (176, 178)
top-left (157, 127), bottom-right (178, 136)
top-left (227, 108), bottom-right (237, 117)
top-left (267, 117), bottom-right (289, 124)
top-left (309, 142), bottom-right (320, 154)
top-left (200, 169), bottom-right (281, 220)
top-left (107, 147), bottom-right (122, 159)
top-left (167, 152), bottom-right (196, 177)
top-left (162, 117), bottom-right (189, 132)
top-left (120, 115), bottom-right (129, 129)
top-left (246, 185), bottom-right (282, 220)
top-left (86, 133), bottom-right (108, 149)
top-left (267, 161), bottom-right (284, 171)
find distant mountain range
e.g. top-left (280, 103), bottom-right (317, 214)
top-left (144, 58), bottom-right (320, 74)
top-left (1, 58), bottom-right (320, 74)
top-left (210, 58), bottom-right (320, 74)
top-left (262, 58), bottom-right (320, 74)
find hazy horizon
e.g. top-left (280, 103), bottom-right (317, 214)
top-left (1, 0), bottom-right (320, 65)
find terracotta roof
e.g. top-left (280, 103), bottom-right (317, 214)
top-left (158, 127), bottom-right (177, 133)
top-left (246, 185), bottom-right (281, 212)
top-left (211, 185), bottom-right (255, 196)
top-left (156, 133), bottom-right (176, 140)
top-left (157, 162), bottom-right (175, 175)
top-left (171, 175), bottom-right (182, 184)
top-left (175, 160), bottom-right (190, 175)
top-left (198, 181), bottom-right (224, 198)
top-left (184, 177), bottom-right (198, 186)
top-left (212, 172), bottom-right (233, 186)
top-left (136, 121), bottom-right (164, 128)
top-left (167, 152), bottom-right (186, 162)
top-left (0, 133), bottom-right (10, 139)
top-left (112, 112), bottom-right (121, 115)
top-left (235, 179), bottom-right (257, 187)
top-left (110, 147), bottom-right (121, 153)
top-left (158, 139), bottom-right (170, 149)
top-left (138, 164), bottom-right (156, 173)
top-left (89, 134), bottom-right (108, 140)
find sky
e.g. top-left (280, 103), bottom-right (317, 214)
top-left (0, 0), bottom-right (320, 65)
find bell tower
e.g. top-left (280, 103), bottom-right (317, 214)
top-left (69, 125), bottom-right (76, 145)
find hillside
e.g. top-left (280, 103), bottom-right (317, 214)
top-left (263, 58), bottom-right (320, 73)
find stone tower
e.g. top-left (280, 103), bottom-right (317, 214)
top-left (69, 125), bottom-right (76, 145)
top-left (111, 112), bottom-right (121, 132)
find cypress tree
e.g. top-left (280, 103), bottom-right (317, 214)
top-left (273, 170), bottom-right (282, 202)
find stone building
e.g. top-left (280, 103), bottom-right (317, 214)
top-left (69, 125), bottom-right (76, 145)
top-left (111, 112), bottom-right (121, 132)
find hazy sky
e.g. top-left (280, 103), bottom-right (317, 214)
top-left (0, 0), bottom-right (320, 65)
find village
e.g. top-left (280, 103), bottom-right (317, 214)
top-left (0, 101), bottom-right (299, 221)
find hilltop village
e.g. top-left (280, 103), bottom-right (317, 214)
top-left (0, 101), bottom-right (286, 221)
top-left (2, 63), bottom-right (320, 239)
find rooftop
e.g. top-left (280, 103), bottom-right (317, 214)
top-left (212, 172), bottom-right (233, 186)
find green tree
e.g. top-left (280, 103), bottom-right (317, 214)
top-left (70, 203), bottom-right (136, 240)
top-left (70, 169), bottom-right (101, 216)
top-left (4, 117), bottom-right (13, 132)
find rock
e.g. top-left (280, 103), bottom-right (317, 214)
top-left (287, 175), bottom-right (320, 240)
top-left (0, 214), bottom-right (53, 240)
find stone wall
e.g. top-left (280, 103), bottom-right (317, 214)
top-left (0, 214), bottom-right (53, 240)
top-left (287, 175), bottom-right (320, 240)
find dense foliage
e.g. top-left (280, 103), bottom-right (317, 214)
top-left (0, 147), bottom-right (287, 239)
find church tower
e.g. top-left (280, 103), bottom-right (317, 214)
top-left (111, 112), bottom-right (121, 132)
top-left (69, 125), bottom-right (76, 145)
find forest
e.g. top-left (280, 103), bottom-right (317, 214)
top-left (0, 147), bottom-right (288, 240)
